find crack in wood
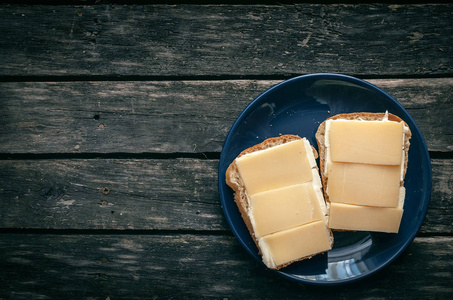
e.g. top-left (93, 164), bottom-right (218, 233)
top-left (0, 152), bottom-right (222, 160)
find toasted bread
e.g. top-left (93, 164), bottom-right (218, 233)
top-left (315, 112), bottom-right (412, 232)
top-left (225, 135), bottom-right (333, 269)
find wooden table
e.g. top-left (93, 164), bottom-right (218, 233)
top-left (0, 1), bottom-right (452, 298)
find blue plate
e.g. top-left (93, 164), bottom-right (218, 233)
top-left (218, 73), bottom-right (432, 285)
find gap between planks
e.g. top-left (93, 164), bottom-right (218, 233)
top-left (0, 228), bottom-right (234, 236)
top-left (0, 151), bottom-right (452, 160)
top-left (0, 228), bottom-right (450, 238)
top-left (0, 152), bottom-right (221, 160)
top-left (1, 74), bottom-right (453, 83)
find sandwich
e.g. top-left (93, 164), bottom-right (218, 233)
top-left (225, 135), bottom-right (333, 269)
top-left (315, 112), bottom-right (412, 233)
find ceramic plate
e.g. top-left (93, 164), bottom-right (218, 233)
top-left (218, 73), bottom-right (432, 285)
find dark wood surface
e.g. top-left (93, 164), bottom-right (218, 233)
top-left (1, 4), bottom-right (452, 78)
top-left (0, 79), bottom-right (452, 154)
top-left (1, 2), bottom-right (452, 299)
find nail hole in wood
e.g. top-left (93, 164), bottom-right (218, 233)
top-left (102, 187), bottom-right (110, 195)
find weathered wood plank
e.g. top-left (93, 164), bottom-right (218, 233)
top-left (0, 158), bottom-right (451, 234)
top-left (0, 4), bottom-right (451, 77)
top-left (0, 234), bottom-right (451, 299)
top-left (0, 159), bottom-right (226, 231)
top-left (0, 79), bottom-right (451, 154)
top-left (424, 159), bottom-right (453, 234)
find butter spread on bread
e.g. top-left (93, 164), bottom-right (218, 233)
top-left (315, 112), bottom-right (411, 233)
top-left (226, 135), bottom-right (333, 269)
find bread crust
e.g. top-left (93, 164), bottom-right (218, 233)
top-left (225, 134), bottom-right (332, 270)
top-left (315, 112), bottom-right (412, 212)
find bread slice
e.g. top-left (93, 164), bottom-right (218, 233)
top-left (315, 112), bottom-right (412, 232)
top-left (225, 134), bottom-right (333, 269)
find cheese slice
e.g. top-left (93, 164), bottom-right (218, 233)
top-left (329, 120), bottom-right (404, 165)
top-left (250, 183), bottom-right (323, 238)
top-left (259, 220), bottom-right (332, 268)
top-left (327, 162), bottom-right (401, 207)
top-left (236, 140), bottom-right (313, 196)
top-left (329, 203), bottom-right (403, 233)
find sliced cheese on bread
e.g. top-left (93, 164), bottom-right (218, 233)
top-left (259, 220), bottom-right (332, 268)
top-left (235, 138), bottom-right (313, 195)
top-left (315, 112), bottom-right (411, 233)
top-left (250, 183), bottom-right (323, 238)
top-left (226, 135), bottom-right (332, 270)
top-left (327, 162), bottom-right (402, 207)
top-left (328, 119), bottom-right (404, 165)
top-left (329, 202), bottom-right (404, 233)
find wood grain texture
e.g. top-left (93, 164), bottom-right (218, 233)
top-left (0, 159), bottom-right (226, 231)
top-left (0, 158), bottom-right (451, 234)
top-left (0, 78), bottom-right (451, 154)
top-left (425, 159), bottom-right (453, 234)
top-left (0, 234), bottom-right (451, 299)
top-left (0, 4), bottom-right (452, 77)
top-left (0, 2), bottom-right (451, 298)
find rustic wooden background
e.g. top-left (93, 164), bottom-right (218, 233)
top-left (0, 1), bottom-right (452, 299)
